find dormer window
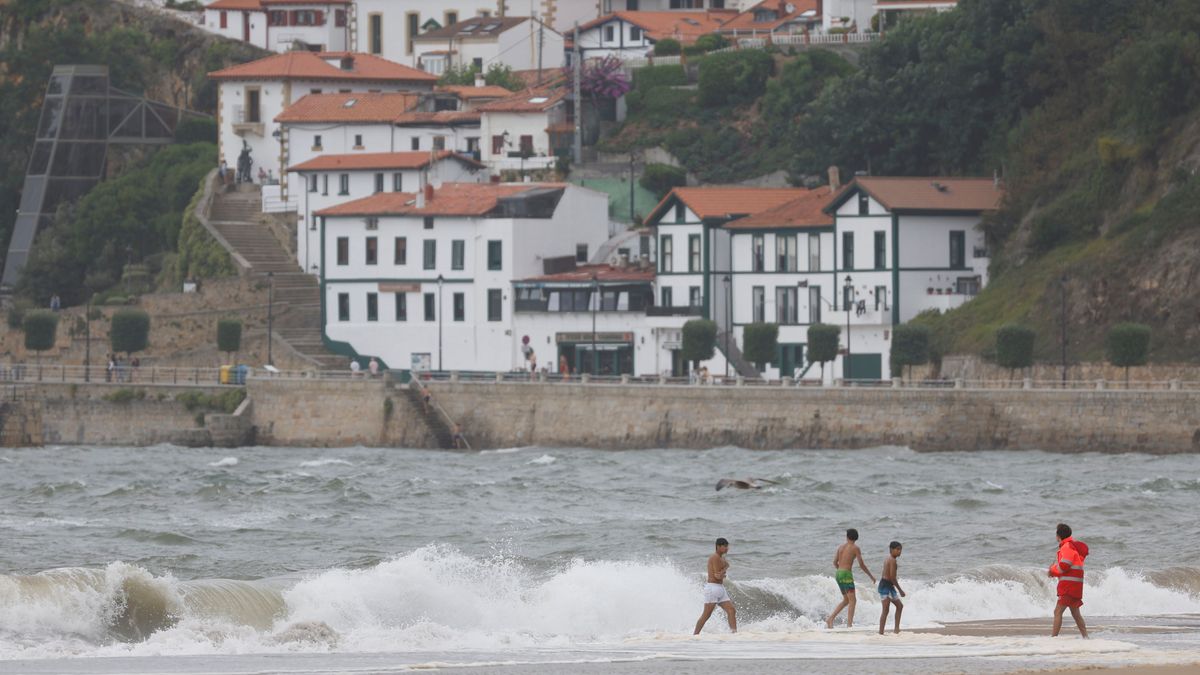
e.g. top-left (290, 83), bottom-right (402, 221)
top-left (753, 9), bottom-right (779, 22)
top-left (340, 56), bottom-right (354, 71)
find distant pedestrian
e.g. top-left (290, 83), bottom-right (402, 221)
top-left (106, 354), bottom-right (114, 383)
top-left (1049, 523), bottom-right (1089, 638)
top-left (452, 423), bottom-right (465, 449)
top-left (130, 357), bottom-right (140, 383)
top-left (529, 350), bottom-right (537, 380)
top-left (349, 359), bottom-right (361, 378)
top-left (368, 357), bottom-right (380, 377)
top-left (218, 160), bottom-right (227, 183)
top-left (422, 387), bottom-right (432, 413)
top-left (559, 354), bottom-right (569, 381)
top-left (49, 294), bottom-right (60, 311)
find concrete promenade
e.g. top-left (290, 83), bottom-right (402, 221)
top-left (1, 373), bottom-right (1199, 453)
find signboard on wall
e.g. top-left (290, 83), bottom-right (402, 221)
top-left (379, 282), bottom-right (422, 293)
top-left (555, 332), bottom-right (633, 343)
top-left (411, 353), bottom-right (431, 372)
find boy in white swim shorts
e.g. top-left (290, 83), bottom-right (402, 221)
top-left (694, 537), bottom-right (737, 634)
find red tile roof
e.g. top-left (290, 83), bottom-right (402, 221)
top-left (719, 0), bottom-right (821, 33)
top-left (875, 0), bottom-right (957, 8)
top-left (316, 183), bottom-right (566, 217)
top-left (476, 87), bottom-right (567, 113)
top-left (288, 151), bottom-right (484, 173)
top-left (511, 68), bottom-right (568, 89)
top-left (435, 84), bottom-right (519, 100)
top-left (828, 177), bottom-right (1003, 213)
top-left (521, 264), bottom-right (654, 284)
top-left (392, 110), bottom-right (481, 126)
top-left (275, 92), bottom-right (422, 123)
top-left (579, 11), bottom-right (735, 43)
top-left (647, 186), bottom-right (811, 223)
top-left (206, 0), bottom-right (262, 9)
top-left (209, 51), bottom-right (437, 83)
top-left (261, 0), bottom-right (350, 4)
top-left (415, 16), bottom-right (533, 40)
top-left (725, 188), bottom-right (834, 229)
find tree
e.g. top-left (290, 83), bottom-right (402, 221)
top-left (216, 318), bottom-right (242, 362)
top-left (23, 309), bottom-right (58, 370)
top-left (807, 323), bottom-right (841, 382)
top-left (890, 324), bottom-right (930, 379)
top-left (694, 33), bottom-right (729, 52)
top-left (995, 324), bottom-right (1035, 378)
top-left (111, 308), bottom-right (150, 357)
top-left (682, 319), bottom-right (717, 369)
top-left (654, 38), bottom-right (681, 56)
top-left (697, 50), bottom-right (773, 108)
top-left (1106, 322), bottom-right (1150, 387)
top-left (437, 63), bottom-right (525, 91)
top-left (742, 323), bottom-right (778, 371)
top-left (639, 163), bottom-right (687, 198)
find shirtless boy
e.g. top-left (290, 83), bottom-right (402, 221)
top-left (694, 537), bottom-right (737, 634)
top-left (826, 528), bottom-right (876, 629)
top-left (878, 541), bottom-right (906, 634)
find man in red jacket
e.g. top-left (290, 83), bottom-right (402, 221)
top-left (1049, 522), bottom-right (1089, 638)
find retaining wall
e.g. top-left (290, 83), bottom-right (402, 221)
top-left (248, 378), bottom-right (433, 448)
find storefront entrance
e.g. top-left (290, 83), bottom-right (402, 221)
top-left (557, 332), bottom-right (635, 376)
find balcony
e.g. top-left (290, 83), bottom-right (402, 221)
top-left (646, 306), bottom-right (703, 317)
top-left (231, 105), bottom-right (264, 137)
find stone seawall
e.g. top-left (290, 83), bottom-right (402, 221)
top-left (249, 379), bottom-right (433, 448)
top-left (429, 382), bottom-right (1200, 454)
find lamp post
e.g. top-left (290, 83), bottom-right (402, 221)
top-left (723, 274), bottom-right (731, 377)
top-left (437, 273), bottom-right (444, 372)
top-left (591, 273), bottom-right (599, 375)
top-left (266, 271), bottom-right (274, 366)
top-left (843, 274), bottom-right (853, 382)
top-left (1060, 273), bottom-right (1068, 386)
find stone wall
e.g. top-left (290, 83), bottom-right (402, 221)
top-left (249, 378), bottom-right (433, 448)
top-left (0, 383), bottom-right (234, 447)
top-left (429, 382), bottom-right (1200, 454)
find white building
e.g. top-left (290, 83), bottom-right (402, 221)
top-left (873, 0), bottom-right (957, 31)
top-left (413, 16), bottom-right (565, 76)
top-left (478, 88), bottom-right (571, 171)
top-left (290, 151), bottom-right (487, 276)
top-left (574, 10), bottom-right (733, 60)
top-left (210, 51), bottom-right (437, 194)
top-left (316, 182), bottom-right (611, 370)
top-left (820, 0), bottom-right (874, 32)
top-left (718, 0), bottom-right (821, 38)
top-left (512, 263), bottom-right (657, 376)
top-left (202, 0), bottom-right (352, 52)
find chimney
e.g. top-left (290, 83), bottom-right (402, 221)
top-left (816, 0), bottom-right (824, 20)
top-left (416, 171), bottom-right (427, 208)
top-left (424, 182), bottom-right (435, 204)
top-left (827, 165), bottom-right (841, 192)
top-left (618, 253), bottom-right (630, 268)
top-left (474, 74), bottom-right (486, 88)
top-left (778, 0), bottom-right (787, 15)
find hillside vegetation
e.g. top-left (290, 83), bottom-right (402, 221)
top-left (0, 0), bottom-right (262, 304)
top-left (612, 0), bottom-right (1200, 363)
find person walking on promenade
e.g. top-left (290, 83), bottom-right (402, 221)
top-left (878, 541), bottom-right (906, 634)
top-left (694, 537), bottom-right (737, 634)
top-left (1049, 523), bottom-right (1089, 638)
top-left (368, 357), bottom-right (380, 378)
top-left (826, 528), bottom-right (876, 629)
top-left (559, 354), bottom-right (569, 381)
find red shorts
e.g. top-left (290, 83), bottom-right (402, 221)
top-left (1057, 593), bottom-right (1083, 609)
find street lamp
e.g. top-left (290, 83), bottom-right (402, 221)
top-left (843, 274), bottom-right (853, 382)
top-left (591, 273), bottom-right (599, 375)
top-left (437, 273), bottom-right (444, 372)
top-left (266, 271), bottom-right (275, 366)
top-left (723, 274), bottom-right (731, 377)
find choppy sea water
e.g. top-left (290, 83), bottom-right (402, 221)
top-left (1, 445), bottom-right (1199, 674)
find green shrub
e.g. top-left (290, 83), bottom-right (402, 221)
top-left (639, 163), bottom-right (687, 198)
top-left (682, 319), bottom-right (717, 367)
top-left (174, 116), bottom-right (216, 144)
top-left (111, 308), bottom-right (150, 356)
top-left (890, 324), bottom-right (930, 378)
top-left (742, 323), bottom-right (779, 369)
top-left (6, 299), bottom-right (33, 330)
top-left (653, 38), bottom-right (681, 56)
top-left (216, 318), bottom-right (242, 356)
top-left (176, 388), bottom-right (246, 413)
top-left (694, 33), bottom-right (729, 52)
top-left (1106, 322), bottom-right (1150, 384)
top-left (806, 324), bottom-right (841, 379)
top-left (995, 324), bottom-right (1035, 374)
top-left (103, 388), bottom-right (146, 403)
top-left (22, 310), bottom-right (58, 357)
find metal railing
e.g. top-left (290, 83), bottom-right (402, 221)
top-left (622, 32), bottom-right (882, 71)
top-left (0, 364), bottom-right (374, 385)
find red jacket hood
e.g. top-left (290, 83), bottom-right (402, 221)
top-left (1064, 538), bottom-right (1089, 560)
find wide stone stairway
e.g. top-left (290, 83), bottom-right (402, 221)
top-left (209, 184), bottom-right (343, 369)
top-left (402, 382), bottom-right (456, 449)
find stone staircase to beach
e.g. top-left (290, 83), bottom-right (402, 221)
top-left (208, 185), bottom-right (343, 369)
top-left (402, 382), bottom-right (455, 449)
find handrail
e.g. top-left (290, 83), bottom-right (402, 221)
top-left (194, 168), bottom-right (253, 274)
top-left (410, 378), bottom-right (471, 450)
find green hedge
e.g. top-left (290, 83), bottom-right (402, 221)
top-left (682, 319), bottom-right (717, 366)
top-left (111, 308), bottom-right (150, 355)
top-left (807, 323), bottom-right (841, 375)
top-left (742, 323), bottom-right (779, 368)
top-left (23, 309), bottom-right (58, 354)
top-left (995, 324), bottom-right (1035, 372)
top-left (653, 38), bottom-right (681, 56)
top-left (890, 324), bottom-right (931, 377)
top-left (216, 318), bottom-right (242, 355)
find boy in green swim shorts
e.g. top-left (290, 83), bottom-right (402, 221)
top-left (826, 528), bottom-right (876, 629)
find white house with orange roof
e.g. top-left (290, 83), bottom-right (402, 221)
top-left (412, 15), bottom-right (564, 76)
top-left (209, 51), bottom-right (437, 198)
top-left (433, 83), bottom-right (519, 111)
top-left (314, 182), bottom-right (611, 370)
top-left (289, 151), bottom-right (487, 276)
top-left (717, 0), bottom-right (821, 39)
top-left (574, 10), bottom-right (734, 60)
top-left (202, 0), bottom-right (351, 52)
top-left (478, 88), bottom-right (570, 171)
